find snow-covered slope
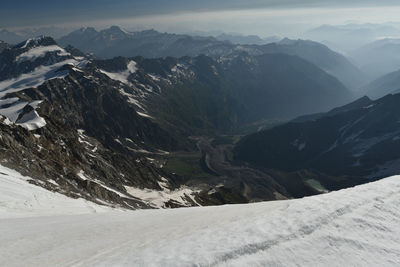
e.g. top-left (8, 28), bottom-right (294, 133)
top-left (1, 164), bottom-right (400, 266)
top-left (15, 45), bottom-right (69, 63)
top-left (0, 165), bottom-right (112, 219)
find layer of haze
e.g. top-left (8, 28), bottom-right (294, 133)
top-left (1, 1), bottom-right (400, 36)
top-left (3, 1), bottom-right (400, 54)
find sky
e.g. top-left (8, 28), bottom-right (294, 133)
top-left (3, 0), bottom-right (400, 37)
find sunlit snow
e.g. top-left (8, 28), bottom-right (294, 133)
top-left (0, 56), bottom-right (84, 130)
top-left (0, 165), bottom-right (111, 219)
top-left (1, 164), bottom-right (400, 266)
top-left (16, 45), bottom-right (70, 63)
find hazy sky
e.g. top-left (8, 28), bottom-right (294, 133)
top-left (3, 0), bottom-right (400, 37)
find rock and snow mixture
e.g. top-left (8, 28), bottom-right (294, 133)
top-left (0, 37), bottom-right (86, 131)
top-left (1, 163), bottom-right (400, 266)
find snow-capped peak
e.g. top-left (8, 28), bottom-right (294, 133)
top-left (16, 45), bottom-right (70, 63)
top-left (100, 26), bottom-right (129, 40)
top-left (13, 36), bottom-right (69, 64)
top-left (0, 37), bottom-right (87, 131)
top-left (17, 36), bottom-right (57, 49)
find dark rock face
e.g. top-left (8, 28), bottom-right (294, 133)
top-left (0, 66), bottom-right (179, 209)
top-left (0, 41), bottom-right (9, 52)
top-left (235, 94), bottom-right (400, 190)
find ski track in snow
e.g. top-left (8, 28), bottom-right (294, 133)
top-left (1, 164), bottom-right (400, 266)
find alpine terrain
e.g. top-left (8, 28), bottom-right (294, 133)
top-left (2, 1), bottom-right (400, 266)
top-left (0, 36), bottom-right (358, 207)
top-left (58, 26), bottom-right (364, 89)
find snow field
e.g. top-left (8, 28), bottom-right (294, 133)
top-left (1, 163), bottom-right (400, 266)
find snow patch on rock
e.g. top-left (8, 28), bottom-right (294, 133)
top-left (125, 178), bottom-right (201, 208)
top-left (99, 60), bottom-right (137, 85)
top-left (0, 59), bottom-right (83, 130)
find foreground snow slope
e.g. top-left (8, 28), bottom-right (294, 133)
top-left (0, 165), bottom-right (112, 219)
top-left (1, 165), bottom-right (400, 266)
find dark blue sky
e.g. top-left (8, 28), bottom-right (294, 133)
top-left (2, 0), bottom-right (400, 28)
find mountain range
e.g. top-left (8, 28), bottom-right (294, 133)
top-left (0, 35), bottom-right (361, 207)
top-left (349, 38), bottom-right (400, 82)
top-left (215, 33), bottom-right (281, 45)
top-left (0, 27), bottom-right (70, 44)
top-left (1, 30), bottom-right (399, 209)
top-left (57, 26), bottom-right (364, 89)
top-left (305, 23), bottom-right (400, 52)
top-left (361, 68), bottom-right (400, 99)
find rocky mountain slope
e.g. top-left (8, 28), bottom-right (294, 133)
top-left (58, 26), bottom-right (363, 89)
top-left (235, 94), bottom-right (400, 191)
top-left (219, 53), bottom-right (351, 121)
top-left (0, 37), bottom-right (212, 209)
top-left (126, 52), bottom-right (352, 131)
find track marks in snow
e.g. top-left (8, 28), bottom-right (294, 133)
top-left (3, 175), bottom-right (400, 266)
top-left (207, 204), bottom-right (357, 266)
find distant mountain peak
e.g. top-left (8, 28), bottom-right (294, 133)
top-left (108, 25), bottom-right (123, 31)
top-left (103, 26), bottom-right (128, 34)
top-left (137, 29), bottom-right (160, 35)
top-left (78, 27), bottom-right (97, 34)
top-left (279, 37), bottom-right (292, 43)
top-left (98, 26), bottom-right (130, 40)
top-left (279, 38), bottom-right (321, 47)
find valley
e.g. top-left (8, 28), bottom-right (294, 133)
top-left (165, 134), bottom-right (329, 203)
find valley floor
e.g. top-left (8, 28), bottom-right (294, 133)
top-left (1, 165), bottom-right (400, 266)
